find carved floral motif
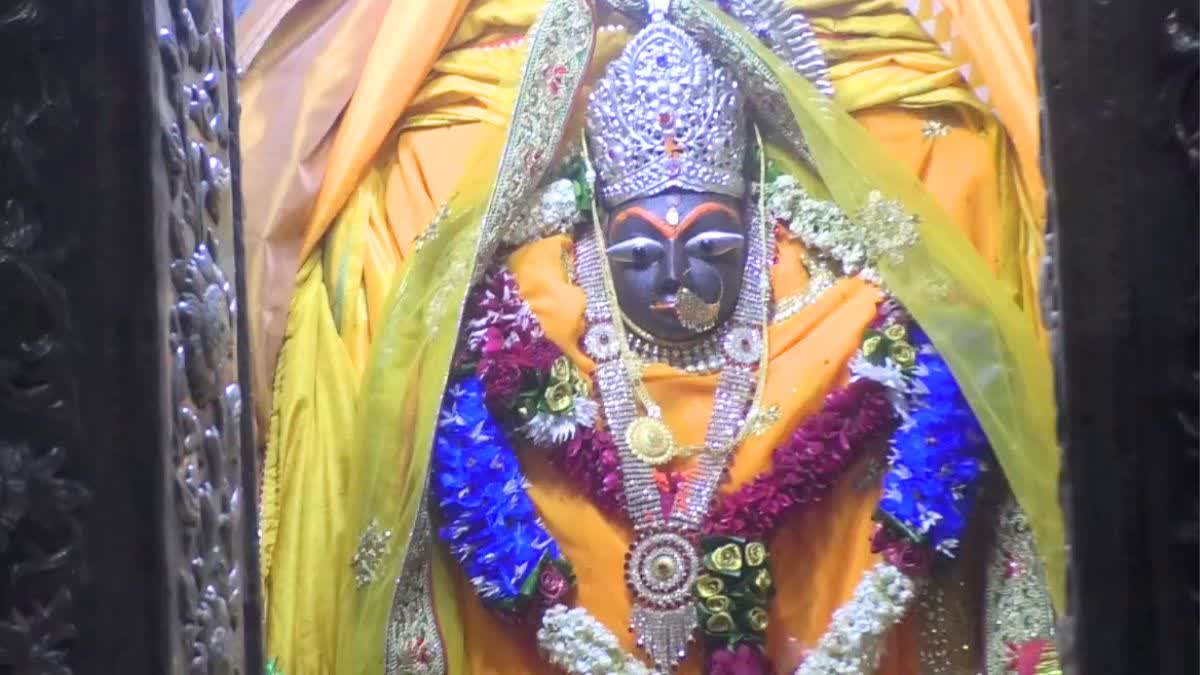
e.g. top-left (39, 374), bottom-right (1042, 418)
top-left (157, 0), bottom-right (252, 671)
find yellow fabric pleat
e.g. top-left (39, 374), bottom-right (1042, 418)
top-left (801, 0), bottom-right (1047, 344)
top-left (237, 0), bottom-right (393, 427)
top-left (260, 255), bottom-right (358, 675)
top-left (259, 4), bottom-right (543, 670)
top-left (256, 1), bottom-right (1061, 673)
top-left (299, 0), bottom-right (474, 261)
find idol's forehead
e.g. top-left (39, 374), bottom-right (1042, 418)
top-left (606, 191), bottom-right (743, 239)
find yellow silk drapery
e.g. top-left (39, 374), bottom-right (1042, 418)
top-left (239, 0), bottom-right (1047, 426)
top-left (245, 1), bottom-right (1057, 672)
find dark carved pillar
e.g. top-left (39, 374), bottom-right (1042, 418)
top-left (1037, 1), bottom-right (1198, 674)
top-left (0, 1), bottom-right (261, 673)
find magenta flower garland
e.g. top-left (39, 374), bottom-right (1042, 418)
top-left (703, 376), bottom-right (896, 539)
top-left (459, 268), bottom-right (625, 516)
top-left (458, 266), bottom-right (895, 538)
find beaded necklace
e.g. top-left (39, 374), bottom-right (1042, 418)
top-left (572, 136), bottom-right (774, 670)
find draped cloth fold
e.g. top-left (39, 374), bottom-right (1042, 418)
top-left (245, 1), bottom-right (1061, 672)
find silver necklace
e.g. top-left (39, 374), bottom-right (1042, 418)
top-left (575, 203), bottom-right (773, 671)
top-left (624, 324), bottom-right (727, 374)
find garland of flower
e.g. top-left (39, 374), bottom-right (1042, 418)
top-left (435, 266), bottom-right (990, 671)
top-left (458, 266), bottom-right (624, 516)
top-left (793, 563), bottom-right (921, 674)
top-left (702, 375), bottom-right (896, 539)
top-left (430, 173), bottom-right (989, 672)
top-left (432, 377), bottom-right (575, 616)
top-left (462, 266), bottom-right (906, 541)
top-left (875, 326), bottom-right (990, 558)
top-left (537, 605), bottom-right (655, 675)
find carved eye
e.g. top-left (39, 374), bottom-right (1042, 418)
top-left (607, 237), bottom-right (665, 267)
top-left (684, 231), bottom-right (743, 259)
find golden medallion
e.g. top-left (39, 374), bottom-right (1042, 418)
top-left (625, 416), bottom-right (677, 465)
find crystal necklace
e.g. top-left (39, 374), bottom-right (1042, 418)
top-left (623, 316), bottom-right (727, 375)
top-left (575, 189), bottom-right (773, 672)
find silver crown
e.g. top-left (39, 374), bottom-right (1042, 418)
top-left (586, 10), bottom-right (747, 208)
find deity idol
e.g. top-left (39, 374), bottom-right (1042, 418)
top-left (245, 1), bottom-right (1062, 674)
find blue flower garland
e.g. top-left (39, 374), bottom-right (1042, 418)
top-left (432, 376), bottom-right (571, 612)
top-left (434, 304), bottom-right (991, 624)
top-left (878, 328), bottom-right (989, 557)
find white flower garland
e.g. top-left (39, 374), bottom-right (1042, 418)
top-left (766, 175), bottom-right (872, 279)
top-left (765, 175), bottom-right (918, 286)
top-left (535, 564), bottom-right (920, 675)
top-left (537, 605), bottom-right (655, 675)
top-left (503, 178), bottom-right (584, 246)
top-left (793, 564), bottom-right (920, 675)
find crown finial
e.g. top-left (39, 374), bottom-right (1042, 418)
top-left (585, 8), bottom-right (747, 208)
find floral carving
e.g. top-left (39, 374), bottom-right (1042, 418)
top-left (157, 0), bottom-right (254, 672)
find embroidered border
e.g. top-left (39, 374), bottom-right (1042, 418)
top-left (384, 500), bottom-right (446, 675)
top-left (379, 5), bottom-right (598, 670)
top-left (475, 0), bottom-right (596, 264)
top-left (985, 496), bottom-right (1058, 674)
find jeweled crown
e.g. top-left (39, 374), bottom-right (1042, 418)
top-left (586, 9), bottom-right (747, 208)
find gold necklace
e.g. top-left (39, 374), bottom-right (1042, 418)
top-left (577, 126), bottom-right (774, 672)
top-left (582, 128), bottom-right (774, 468)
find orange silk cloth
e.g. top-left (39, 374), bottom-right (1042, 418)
top-left (450, 235), bottom-right (918, 674)
top-left (239, 0), bottom-right (1045, 427)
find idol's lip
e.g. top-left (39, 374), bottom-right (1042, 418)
top-left (651, 297), bottom-right (678, 313)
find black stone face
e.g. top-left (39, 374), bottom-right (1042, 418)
top-left (604, 189), bottom-right (746, 342)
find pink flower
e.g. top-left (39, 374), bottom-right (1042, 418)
top-left (559, 427), bottom-right (623, 515)
top-left (708, 645), bottom-right (771, 675)
top-left (477, 356), bottom-right (523, 402)
top-left (537, 563), bottom-right (570, 604)
top-left (870, 525), bottom-right (932, 577)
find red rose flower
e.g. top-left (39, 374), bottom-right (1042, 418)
top-left (708, 645), bottom-right (771, 675)
top-left (537, 563), bottom-right (569, 604)
top-left (870, 524), bottom-right (932, 577)
top-left (478, 356), bottom-right (523, 402)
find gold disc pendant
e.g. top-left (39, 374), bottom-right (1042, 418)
top-left (626, 416), bottom-right (677, 466)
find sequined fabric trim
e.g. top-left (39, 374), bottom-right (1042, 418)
top-left (922, 119), bottom-right (951, 139)
top-left (917, 578), bottom-right (980, 675)
top-left (352, 518), bottom-right (394, 588)
top-left (475, 0), bottom-right (595, 267)
top-left (384, 501), bottom-right (446, 675)
top-left (985, 496), bottom-right (1057, 674)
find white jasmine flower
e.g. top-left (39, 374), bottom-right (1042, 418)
top-left (793, 564), bottom-right (920, 675)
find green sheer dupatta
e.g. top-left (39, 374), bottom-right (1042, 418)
top-left (334, 2), bottom-right (597, 672)
top-left (338, 0), bottom-right (1064, 670)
